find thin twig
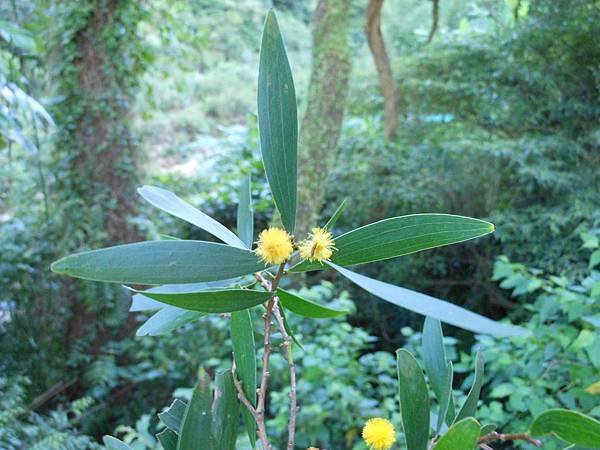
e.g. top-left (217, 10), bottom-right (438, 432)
top-left (478, 431), bottom-right (542, 447)
top-left (272, 300), bottom-right (298, 450)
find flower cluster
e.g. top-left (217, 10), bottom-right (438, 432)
top-left (362, 417), bottom-right (396, 450)
top-left (254, 226), bottom-right (336, 265)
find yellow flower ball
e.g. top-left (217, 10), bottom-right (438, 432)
top-left (362, 417), bottom-right (396, 450)
top-left (255, 227), bottom-right (294, 265)
top-left (298, 227), bottom-right (336, 262)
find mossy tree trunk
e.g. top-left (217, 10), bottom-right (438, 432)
top-left (296, 0), bottom-right (351, 238)
top-left (44, 0), bottom-right (147, 396)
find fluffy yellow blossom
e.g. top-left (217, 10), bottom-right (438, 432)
top-left (362, 417), bottom-right (396, 450)
top-left (298, 227), bottom-right (336, 262)
top-left (255, 227), bottom-right (294, 265)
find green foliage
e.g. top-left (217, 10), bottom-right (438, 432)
top-left (0, 377), bottom-right (99, 450)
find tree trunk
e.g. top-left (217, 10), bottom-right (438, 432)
top-left (365, 0), bottom-right (399, 140)
top-left (296, 0), bottom-right (351, 238)
top-left (49, 0), bottom-right (145, 356)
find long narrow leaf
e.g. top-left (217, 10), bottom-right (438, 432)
top-left (237, 174), bottom-right (254, 248)
top-left (329, 263), bottom-right (525, 337)
top-left (212, 370), bottom-right (239, 450)
top-left (455, 349), bottom-right (485, 422)
top-left (530, 409), bottom-right (600, 447)
top-left (127, 288), bottom-right (272, 313)
top-left (292, 214), bottom-right (494, 272)
top-left (177, 372), bottom-right (213, 450)
top-left (51, 240), bottom-right (265, 285)
top-left (278, 288), bottom-right (348, 318)
top-left (257, 10), bottom-right (298, 234)
top-left (231, 310), bottom-right (257, 447)
top-left (136, 307), bottom-right (204, 336)
top-left (158, 399), bottom-right (187, 433)
top-left (138, 186), bottom-right (246, 248)
top-left (397, 349), bottom-right (430, 450)
top-left (324, 199), bottom-right (347, 230)
top-left (422, 318), bottom-right (455, 432)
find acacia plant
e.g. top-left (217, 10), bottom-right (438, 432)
top-left (49, 10), bottom-right (600, 450)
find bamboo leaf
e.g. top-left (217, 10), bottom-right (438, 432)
top-left (237, 174), bottom-right (254, 248)
top-left (329, 263), bottom-right (526, 337)
top-left (138, 185), bottom-right (246, 249)
top-left (397, 349), bottom-right (430, 450)
top-left (277, 288), bottom-right (348, 318)
top-left (127, 288), bottom-right (272, 314)
top-left (292, 214), bottom-right (494, 272)
top-left (231, 310), bottom-right (257, 447)
top-left (530, 409), bottom-right (600, 448)
top-left (455, 349), bottom-right (485, 422)
top-left (433, 418), bottom-right (480, 450)
top-left (257, 10), bottom-right (298, 234)
top-left (51, 240), bottom-right (265, 285)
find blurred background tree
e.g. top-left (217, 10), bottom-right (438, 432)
top-left (1, 0), bottom-right (598, 448)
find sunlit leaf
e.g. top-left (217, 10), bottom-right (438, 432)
top-left (324, 199), bottom-right (347, 230)
top-left (329, 263), bottom-right (526, 337)
top-left (102, 436), bottom-right (133, 450)
top-left (139, 186), bottom-right (246, 248)
top-left (158, 398), bottom-right (187, 433)
top-left (136, 307), bottom-right (204, 336)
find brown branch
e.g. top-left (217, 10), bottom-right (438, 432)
top-left (364, 0), bottom-right (399, 139)
top-left (478, 431), bottom-right (542, 447)
top-left (426, 0), bottom-right (440, 44)
top-left (272, 301), bottom-right (298, 450)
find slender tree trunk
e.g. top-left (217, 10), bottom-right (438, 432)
top-left (296, 0), bottom-right (351, 238)
top-left (365, 0), bottom-right (399, 140)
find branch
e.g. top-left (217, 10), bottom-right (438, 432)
top-left (426, 0), bottom-right (440, 45)
top-left (478, 431), bottom-right (541, 447)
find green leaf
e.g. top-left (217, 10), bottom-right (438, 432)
top-left (480, 423), bottom-right (497, 435)
top-left (277, 288), bottom-right (348, 318)
top-left (51, 240), bottom-right (265, 285)
top-left (177, 372), bottom-right (213, 450)
top-left (433, 418), bottom-right (480, 450)
top-left (212, 370), bottom-right (239, 450)
top-left (324, 199), bottom-right (347, 230)
top-left (279, 305), bottom-right (303, 350)
top-left (530, 409), bottom-right (600, 448)
top-left (292, 214), bottom-right (494, 272)
top-left (257, 10), bottom-right (298, 234)
top-left (455, 349), bottom-right (485, 422)
top-left (422, 318), bottom-right (454, 432)
top-left (328, 263), bottom-right (526, 337)
top-left (102, 436), bottom-right (133, 450)
top-left (397, 349), bottom-right (430, 450)
top-left (128, 288), bottom-right (272, 314)
top-left (138, 186), bottom-right (246, 248)
top-left (237, 174), bottom-right (254, 248)
top-left (131, 280), bottom-right (239, 311)
top-left (156, 429), bottom-right (178, 450)
top-left (231, 310), bottom-right (257, 447)
top-left (158, 398), bottom-right (187, 433)
top-left (136, 307), bottom-right (204, 336)
top-left (590, 250), bottom-right (600, 269)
